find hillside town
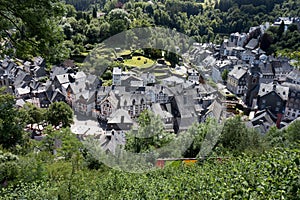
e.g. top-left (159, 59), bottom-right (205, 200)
top-left (1, 17), bottom-right (300, 154)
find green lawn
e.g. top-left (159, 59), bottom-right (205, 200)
top-left (124, 56), bottom-right (155, 69)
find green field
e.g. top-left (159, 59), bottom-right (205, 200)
top-left (124, 56), bottom-right (155, 69)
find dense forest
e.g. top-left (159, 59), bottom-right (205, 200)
top-left (1, 0), bottom-right (299, 64)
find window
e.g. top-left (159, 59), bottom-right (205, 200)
top-left (277, 101), bottom-right (281, 106)
top-left (262, 99), bottom-right (266, 104)
top-left (275, 107), bottom-right (279, 112)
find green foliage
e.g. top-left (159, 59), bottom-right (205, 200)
top-left (221, 69), bottom-right (229, 81)
top-left (0, 0), bottom-right (68, 63)
top-left (284, 120), bottom-right (300, 143)
top-left (38, 126), bottom-right (82, 160)
top-left (0, 92), bottom-right (25, 149)
top-left (125, 110), bottom-right (175, 155)
top-left (0, 150), bottom-right (19, 184)
top-left (220, 116), bottom-right (263, 154)
top-left (46, 102), bottom-right (74, 127)
top-left (21, 102), bottom-right (46, 126)
top-left (265, 119), bottom-right (300, 148)
top-left (1, 146), bottom-right (300, 199)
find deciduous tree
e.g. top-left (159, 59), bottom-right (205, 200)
top-left (46, 102), bottom-right (74, 128)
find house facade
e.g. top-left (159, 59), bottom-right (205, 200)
top-left (282, 83), bottom-right (300, 120)
top-left (257, 82), bottom-right (289, 115)
top-left (226, 65), bottom-right (248, 95)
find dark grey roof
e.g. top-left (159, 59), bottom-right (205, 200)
top-left (206, 100), bottom-right (224, 122)
top-left (242, 49), bottom-right (254, 56)
top-left (251, 110), bottom-right (275, 127)
top-left (259, 62), bottom-right (274, 75)
top-left (287, 69), bottom-right (300, 83)
top-left (14, 70), bottom-right (32, 87)
top-left (245, 38), bottom-right (259, 50)
top-left (101, 92), bottom-right (119, 108)
top-left (50, 89), bottom-right (65, 102)
top-left (195, 84), bottom-right (217, 95)
top-left (50, 66), bottom-right (68, 80)
top-left (98, 131), bottom-right (126, 155)
top-left (151, 103), bottom-right (173, 119)
top-left (282, 82), bottom-right (300, 92)
top-left (76, 91), bottom-right (95, 104)
top-left (174, 89), bottom-right (198, 125)
top-left (178, 117), bottom-right (197, 131)
top-left (258, 83), bottom-right (289, 100)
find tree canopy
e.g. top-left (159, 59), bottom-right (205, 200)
top-left (0, 92), bottom-right (25, 149)
top-left (0, 0), bottom-right (69, 63)
top-left (46, 102), bottom-right (74, 128)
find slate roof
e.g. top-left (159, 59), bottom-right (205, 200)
top-left (151, 103), bottom-right (173, 119)
top-left (173, 89), bottom-right (198, 130)
top-left (206, 100), bottom-right (224, 122)
top-left (76, 91), bottom-right (96, 104)
top-left (195, 83), bottom-right (217, 95)
top-left (251, 110), bottom-right (275, 126)
top-left (245, 38), bottom-right (259, 50)
top-left (101, 92), bottom-right (119, 109)
top-left (242, 49), bottom-right (254, 57)
top-left (258, 83), bottom-right (289, 100)
top-left (55, 74), bottom-right (70, 84)
top-left (107, 109), bottom-right (133, 124)
top-left (14, 70), bottom-right (32, 87)
top-left (252, 48), bottom-right (266, 55)
top-left (50, 66), bottom-right (68, 80)
top-left (50, 89), bottom-right (65, 102)
top-left (71, 71), bottom-right (86, 80)
top-left (98, 131), bottom-right (126, 155)
top-left (16, 99), bottom-right (26, 107)
top-left (162, 76), bottom-right (185, 85)
top-left (97, 86), bottom-right (113, 101)
top-left (68, 81), bottom-right (86, 95)
top-left (86, 74), bottom-right (98, 88)
top-left (287, 69), bottom-right (300, 83)
top-left (228, 65), bottom-right (248, 80)
top-left (259, 62), bottom-right (274, 76)
top-left (282, 82), bottom-right (300, 93)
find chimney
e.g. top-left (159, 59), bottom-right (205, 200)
top-left (273, 79), bottom-right (278, 90)
top-left (121, 116), bottom-right (124, 123)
